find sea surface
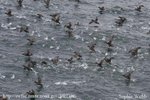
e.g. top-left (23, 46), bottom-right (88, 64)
top-left (0, 0), bottom-right (150, 100)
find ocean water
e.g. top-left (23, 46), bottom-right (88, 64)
top-left (0, 0), bottom-right (150, 100)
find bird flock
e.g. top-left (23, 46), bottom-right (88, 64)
top-left (0, 0), bottom-right (150, 100)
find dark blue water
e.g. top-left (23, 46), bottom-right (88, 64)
top-left (0, 0), bottom-right (150, 100)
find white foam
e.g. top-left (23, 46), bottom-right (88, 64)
top-left (0, 73), bottom-right (5, 79)
top-left (11, 74), bottom-right (15, 79)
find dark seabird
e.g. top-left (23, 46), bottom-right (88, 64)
top-left (41, 61), bottom-right (47, 65)
top-left (96, 59), bottom-right (104, 68)
top-left (64, 22), bottom-right (73, 30)
top-left (20, 25), bottom-right (29, 33)
top-left (135, 5), bottom-right (144, 12)
top-left (115, 16), bottom-right (127, 26)
top-left (122, 71), bottom-right (133, 81)
top-left (23, 60), bottom-right (36, 71)
top-left (50, 14), bottom-right (60, 24)
top-left (5, 9), bottom-right (13, 17)
top-left (122, 71), bottom-right (133, 86)
top-left (89, 17), bottom-right (99, 24)
top-left (98, 6), bottom-right (105, 14)
top-left (73, 51), bottom-right (82, 60)
top-left (27, 37), bottom-right (35, 45)
top-left (129, 47), bottom-right (141, 56)
top-left (36, 13), bottom-right (43, 19)
top-left (105, 35), bottom-right (114, 47)
top-left (44, 0), bottom-right (51, 8)
top-left (22, 49), bottom-right (33, 56)
top-left (26, 89), bottom-right (35, 100)
top-left (23, 65), bottom-right (32, 71)
top-left (51, 56), bottom-right (59, 65)
top-left (26, 89), bottom-right (35, 95)
top-left (67, 57), bottom-right (74, 64)
top-left (52, 16), bottom-right (60, 24)
top-left (104, 57), bottom-right (114, 64)
top-left (17, 0), bottom-right (23, 7)
top-left (34, 76), bottom-right (43, 87)
top-left (88, 43), bottom-right (96, 53)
